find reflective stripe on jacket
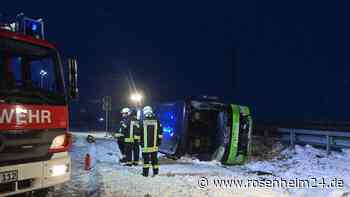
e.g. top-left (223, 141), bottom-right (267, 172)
top-left (141, 117), bottom-right (163, 153)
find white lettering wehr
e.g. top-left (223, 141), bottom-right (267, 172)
top-left (0, 108), bottom-right (52, 124)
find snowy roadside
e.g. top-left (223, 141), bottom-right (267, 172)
top-left (50, 133), bottom-right (350, 197)
top-left (70, 131), bottom-right (110, 139)
top-left (244, 145), bottom-right (350, 196)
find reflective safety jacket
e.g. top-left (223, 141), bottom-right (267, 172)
top-left (141, 116), bottom-right (163, 153)
top-left (115, 119), bottom-right (127, 138)
top-left (130, 117), bottom-right (141, 142)
top-left (120, 116), bottom-right (140, 143)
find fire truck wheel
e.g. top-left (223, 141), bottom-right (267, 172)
top-left (32, 188), bottom-right (50, 197)
top-left (19, 188), bottom-right (51, 197)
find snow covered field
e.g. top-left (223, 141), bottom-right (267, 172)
top-left (50, 133), bottom-right (350, 197)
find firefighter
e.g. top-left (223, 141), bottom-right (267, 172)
top-left (119, 107), bottom-right (136, 166)
top-left (140, 106), bottom-right (163, 177)
top-left (117, 107), bottom-right (131, 163)
top-left (130, 109), bottom-right (141, 166)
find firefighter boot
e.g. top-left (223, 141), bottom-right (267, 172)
top-left (123, 161), bottom-right (133, 167)
top-left (133, 142), bottom-right (140, 166)
top-left (151, 152), bottom-right (159, 176)
top-left (143, 167), bottom-right (149, 177)
top-left (152, 167), bottom-right (159, 177)
top-left (123, 143), bottom-right (133, 166)
top-left (120, 156), bottom-right (127, 163)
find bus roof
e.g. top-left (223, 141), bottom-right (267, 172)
top-left (0, 29), bottom-right (56, 49)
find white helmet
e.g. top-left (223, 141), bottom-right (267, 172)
top-left (121, 107), bottom-right (131, 115)
top-left (143, 106), bottom-right (153, 117)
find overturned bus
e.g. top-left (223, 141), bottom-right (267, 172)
top-left (154, 97), bottom-right (252, 165)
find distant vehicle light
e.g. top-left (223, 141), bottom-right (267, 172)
top-left (31, 23), bottom-right (37, 31)
top-left (40, 69), bottom-right (48, 76)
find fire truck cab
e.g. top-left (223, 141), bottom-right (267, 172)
top-left (0, 15), bottom-right (78, 196)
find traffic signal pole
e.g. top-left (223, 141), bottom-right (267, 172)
top-left (106, 109), bottom-right (108, 132)
top-left (102, 96), bottom-right (112, 137)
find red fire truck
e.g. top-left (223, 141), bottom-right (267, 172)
top-left (0, 15), bottom-right (78, 196)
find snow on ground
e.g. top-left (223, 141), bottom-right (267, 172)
top-left (244, 145), bottom-right (350, 196)
top-left (50, 133), bottom-right (350, 197)
top-left (71, 131), bottom-right (110, 139)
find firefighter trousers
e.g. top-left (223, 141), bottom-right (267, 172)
top-left (118, 138), bottom-right (125, 154)
top-left (133, 141), bottom-right (140, 165)
top-left (124, 142), bottom-right (133, 166)
top-left (124, 142), bottom-right (140, 165)
top-left (142, 152), bottom-right (159, 177)
top-left (118, 138), bottom-right (126, 162)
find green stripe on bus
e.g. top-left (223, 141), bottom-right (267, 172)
top-left (226, 104), bottom-right (240, 164)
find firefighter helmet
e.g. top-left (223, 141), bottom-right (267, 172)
top-left (143, 106), bottom-right (153, 117)
top-left (121, 107), bottom-right (131, 115)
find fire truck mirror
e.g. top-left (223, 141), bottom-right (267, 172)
top-left (68, 58), bottom-right (79, 100)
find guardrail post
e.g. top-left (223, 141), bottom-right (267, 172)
top-left (326, 135), bottom-right (331, 154)
top-left (290, 129), bottom-right (295, 147)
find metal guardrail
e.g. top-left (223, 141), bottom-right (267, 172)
top-left (277, 128), bottom-right (350, 153)
top-left (255, 121), bottom-right (350, 133)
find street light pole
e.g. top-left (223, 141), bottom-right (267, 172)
top-left (102, 96), bottom-right (112, 137)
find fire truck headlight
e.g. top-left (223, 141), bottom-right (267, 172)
top-left (49, 164), bottom-right (69, 177)
top-left (50, 134), bottom-right (65, 149)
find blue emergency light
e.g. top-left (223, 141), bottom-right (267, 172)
top-left (163, 112), bottom-right (175, 120)
top-left (23, 18), bottom-right (44, 39)
top-left (159, 111), bottom-right (177, 139)
top-left (31, 22), bottom-right (38, 31)
top-left (163, 126), bottom-right (174, 137)
top-left (16, 15), bottom-right (45, 39)
top-left (163, 126), bottom-right (173, 133)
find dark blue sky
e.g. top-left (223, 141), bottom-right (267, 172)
top-left (3, 1), bottom-right (350, 121)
